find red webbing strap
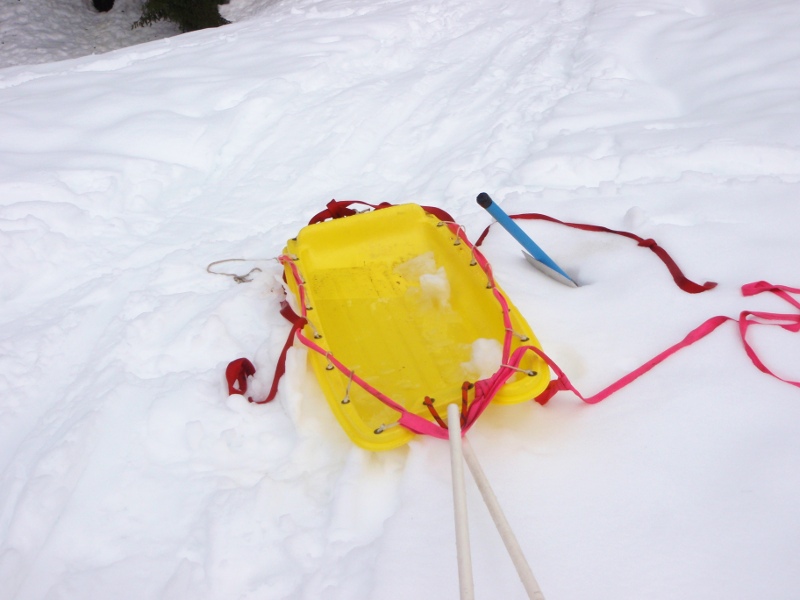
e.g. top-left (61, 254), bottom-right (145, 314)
top-left (225, 300), bottom-right (306, 404)
top-left (309, 199), bottom-right (456, 225)
top-left (738, 282), bottom-right (800, 386)
top-left (308, 200), bottom-right (392, 224)
top-left (476, 212), bottom-right (717, 294)
top-left (534, 281), bottom-right (800, 405)
top-left (225, 358), bottom-right (255, 396)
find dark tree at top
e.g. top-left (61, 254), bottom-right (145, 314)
top-left (134, 0), bottom-right (230, 33)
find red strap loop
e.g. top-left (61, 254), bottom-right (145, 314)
top-left (225, 300), bottom-right (306, 404)
top-left (308, 199), bottom-right (393, 224)
top-left (225, 358), bottom-right (255, 396)
top-left (308, 199), bottom-right (456, 226)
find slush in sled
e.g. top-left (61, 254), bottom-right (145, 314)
top-left (279, 202), bottom-right (550, 451)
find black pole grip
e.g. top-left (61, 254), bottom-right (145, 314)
top-left (476, 192), bottom-right (493, 208)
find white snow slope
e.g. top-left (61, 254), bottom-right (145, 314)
top-left (1, 0), bottom-right (799, 599)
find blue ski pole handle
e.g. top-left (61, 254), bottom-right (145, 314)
top-left (476, 192), bottom-right (575, 284)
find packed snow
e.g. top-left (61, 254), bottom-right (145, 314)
top-left (1, 0), bottom-right (799, 599)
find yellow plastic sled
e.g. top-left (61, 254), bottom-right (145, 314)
top-left (280, 203), bottom-right (550, 451)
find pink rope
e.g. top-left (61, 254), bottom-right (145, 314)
top-left (535, 281), bottom-right (800, 405)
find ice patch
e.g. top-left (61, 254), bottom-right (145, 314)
top-left (393, 252), bottom-right (437, 281)
top-left (394, 251), bottom-right (451, 309)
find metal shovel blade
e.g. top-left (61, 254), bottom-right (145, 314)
top-left (522, 250), bottom-right (578, 288)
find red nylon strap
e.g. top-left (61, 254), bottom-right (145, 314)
top-left (737, 282), bottom-right (800, 386)
top-left (532, 315), bottom-right (732, 405)
top-left (535, 281), bottom-right (800, 405)
top-left (742, 281), bottom-right (800, 310)
top-left (308, 199), bottom-right (455, 225)
top-left (308, 199), bottom-right (392, 224)
top-left (475, 212), bottom-right (717, 294)
top-left (226, 358), bottom-right (255, 396)
top-left (225, 300), bottom-right (306, 404)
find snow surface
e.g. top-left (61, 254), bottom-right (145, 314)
top-left (0, 0), bottom-right (179, 70)
top-left (1, 0), bottom-right (799, 599)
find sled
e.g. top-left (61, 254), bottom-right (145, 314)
top-left (280, 203), bottom-right (551, 451)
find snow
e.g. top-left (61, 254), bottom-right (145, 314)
top-left (1, 0), bottom-right (799, 599)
